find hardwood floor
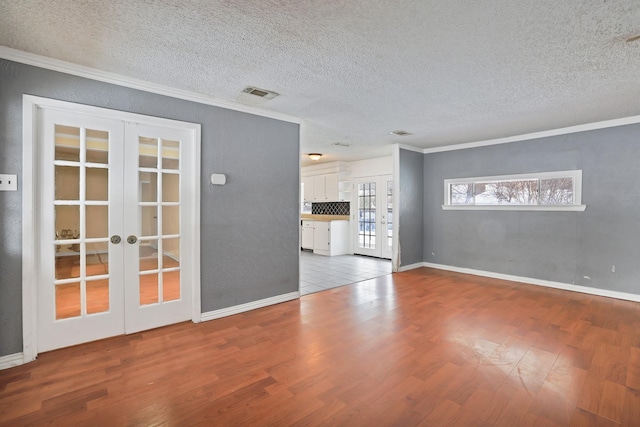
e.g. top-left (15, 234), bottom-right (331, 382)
top-left (2, 267), bottom-right (640, 426)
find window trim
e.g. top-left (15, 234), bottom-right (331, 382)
top-left (442, 170), bottom-right (586, 211)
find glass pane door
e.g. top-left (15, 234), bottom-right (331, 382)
top-left (124, 123), bottom-right (192, 334)
top-left (35, 102), bottom-right (197, 354)
top-left (355, 181), bottom-right (378, 256)
top-left (54, 125), bottom-right (111, 319)
top-left (38, 109), bottom-right (125, 353)
top-left (353, 176), bottom-right (393, 259)
top-left (137, 136), bottom-right (181, 306)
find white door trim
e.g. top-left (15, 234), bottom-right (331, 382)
top-left (22, 95), bottom-right (202, 362)
top-left (391, 144), bottom-right (400, 272)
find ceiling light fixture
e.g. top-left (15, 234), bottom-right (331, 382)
top-left (241, 86), bottom-right (279, 99)
top-left (389, 130), bottom-right (412, 136)
top-left (308, 153), bottom-right (322, 161)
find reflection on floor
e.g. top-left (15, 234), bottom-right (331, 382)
top-left (299, 250), bottom-right (392, 296)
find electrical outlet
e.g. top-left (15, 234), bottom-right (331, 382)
top-left (0, 174), bottom-right (18, 191)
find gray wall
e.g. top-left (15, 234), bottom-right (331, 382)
top-left (0, 59), bottom-right (300, 357)
top-left (423, 124), bottom-right (640, 294)
top-left (398, 149), bottom-right (424, 267)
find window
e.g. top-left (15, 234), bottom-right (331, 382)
top-left (443, 170), bottom-right (585, 211)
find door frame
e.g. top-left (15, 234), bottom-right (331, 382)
top-left (22, 95), bottom-right (202, 363)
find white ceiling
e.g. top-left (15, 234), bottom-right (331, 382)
top-left (1, 1), bottom-right (639, 166)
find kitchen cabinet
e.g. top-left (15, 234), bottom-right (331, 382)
top-left (308, 173), bottom-right (343, 202)
top-left (312, 220), bottom-right (349, 256)
top-left (324, 173), bottom-right (339, 201)
top-left (302, 176), bottom-right (314, 202)
top-left (301, 220), bottom-right (314, 250)
top-left (301, 161), bottom-right (351, 203)
top-left (312, 175), bottom-right (326, 201)
top-left (312, 221), bottom-right (330, 252)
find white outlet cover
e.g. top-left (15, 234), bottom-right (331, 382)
top-left (0, 174), bottom-right (17, 191)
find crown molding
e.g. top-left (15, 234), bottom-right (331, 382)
top-left (0, 46), bottom-right (301, 124)
top-left (394, 143), bottom-right (424, 153)
top-left (422, 115), bottom-right (640, 154)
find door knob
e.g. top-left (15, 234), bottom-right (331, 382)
top-left (127, 235), bottom-right (138, 244)
top-left (110, 235), bottom-right (122, 244)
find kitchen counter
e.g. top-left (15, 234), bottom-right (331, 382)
top-left (301, 214), bottom-right (350, 221)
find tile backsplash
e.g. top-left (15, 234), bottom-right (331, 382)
top-left (312, 201), bottom-right (350, 215)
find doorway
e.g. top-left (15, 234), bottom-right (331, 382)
top-left (353, 175), bottom-right (393, 259)
top-left (24, 96), bottom-right (201, 355)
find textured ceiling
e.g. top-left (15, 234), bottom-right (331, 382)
top-left (1, 1), bottom-right (639, 166)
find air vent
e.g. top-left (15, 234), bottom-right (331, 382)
top-left (332, 142), bottom-right (351, 147)
top-left (389, 130), bottom-right (412, 136)
top-left (242, 86), bottom-right (279, 99)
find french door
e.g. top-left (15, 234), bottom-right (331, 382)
top-left (36, 106), bottom-right (197, 353)
top-left (353, 175), bottom-right (393, 259)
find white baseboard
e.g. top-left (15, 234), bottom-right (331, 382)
top-left (200, 291), bottom-right (300, 322)
top-left (409, 262), bottom-right (640, 303)
top-left (0, 352), bottom-right (26, 370)
top-left (398, 262), bottom-right (426, 272)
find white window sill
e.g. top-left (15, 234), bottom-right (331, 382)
top-left (441, 204), bottom-right (587, 212)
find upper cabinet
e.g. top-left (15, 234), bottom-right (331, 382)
top-left (324, 173), bottom-right (339, 201)
top-left (309, 173), bottom-right (348, 202)
top-left (302, 176), bottom-right (314, 202)
top-left (302, 162), bottom-right (351, 203)
top-left (313, 173), bottom-right (338, 201)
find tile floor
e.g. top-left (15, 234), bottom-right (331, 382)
top-left (299, 250), bottom-right (392, 295)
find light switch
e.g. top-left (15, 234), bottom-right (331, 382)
top-left (0, 174), bottom-right (17, 191)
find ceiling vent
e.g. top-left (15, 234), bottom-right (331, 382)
top-left (389, 130), bottom-right (412, 136)
top-left (242, 86), bottom-right (279, 99)
top-left (332, 142), bottom-right (351, 147)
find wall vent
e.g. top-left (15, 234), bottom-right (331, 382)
top-left (242, 86), bottom-right (279, 99)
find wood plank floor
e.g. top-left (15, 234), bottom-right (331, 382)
top-left (2, 267), bottom-right (640, 426)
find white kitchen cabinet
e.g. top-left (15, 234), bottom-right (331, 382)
top-left (338, 178), bottom-right (351, 202)
top-left (310, 173), bottom-right (340, 202)
top-left (301, 220), bottom-right (314, 249)
top-left (302, 176), bottom-right (314, 202)
top-left (324, 173), bottom-right (339, 201)
top-left (313, 221), bottom-right (330, 252)
top-left (312, 175), bottom-right (325, 201)
top-left (312, 220), bottom-right (349, 256)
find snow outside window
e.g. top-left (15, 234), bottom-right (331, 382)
top-left (443, 170), bottom-right (586, 211)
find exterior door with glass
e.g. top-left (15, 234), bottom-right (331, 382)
top-left (37, 107), bottom-right (195, 353)
top-left (353, 175), bottom-right (393, 259)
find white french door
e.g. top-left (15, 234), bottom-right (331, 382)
top-left (35, 105), bottom-right (198, 353)
top-left (353, 175), bottom-right (393, 259)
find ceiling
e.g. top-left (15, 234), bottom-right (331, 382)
top-left (1, 1), bottom-right (639, 166)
